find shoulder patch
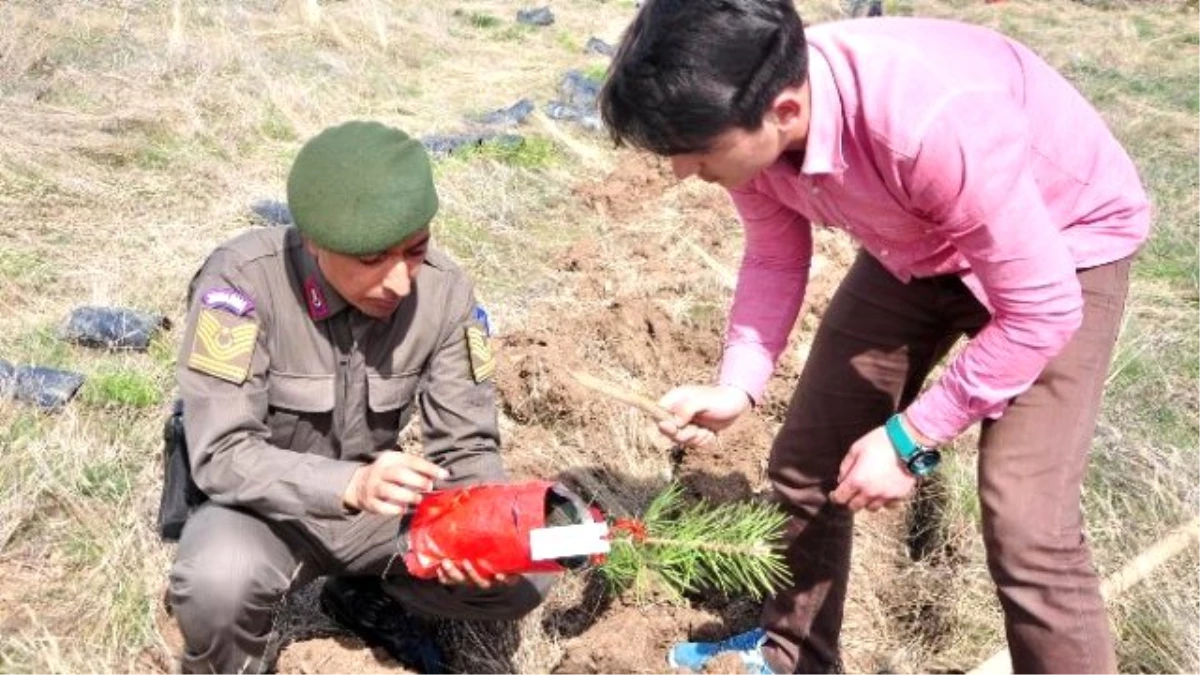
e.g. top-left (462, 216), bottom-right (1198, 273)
top-left (201, 288), bottom-right (255, 316)
top-left (187, 308), bottom-right (259, 384)
top-left (472, 304), bottom-right (492, 337)
top-left (465, 324), bottom-right (495, 384)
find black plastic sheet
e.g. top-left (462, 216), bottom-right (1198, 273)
top-left (473, 98), bottom-right (535, 128)
top-left (0, 360), bottom-right (86, 410)
top-left (516, 6), bottom-right (555, 26)
top-left (585, 37), bottom-right (615, 57)
top-left (544, 70), bottom-right (604, 132)
top-left (250, 199), bottom-right (293, 226)
top-left (421, 132), bottom-right (525, 158)
top-left (61, 306), bottom-right (170, 351)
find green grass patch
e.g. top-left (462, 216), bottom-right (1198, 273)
top-left (452, 8), bottom-right (501, 29)
top-left (556, 30), bottom-right (582, 52)
top-left (0, 250), bottom-right (57, 288)
top-left (581, 62), bottom-right (609, 85)
top-left (1125, 146), bottom-right (1199, 294)
top-left (63, 525), bottom-right (104, 567)
top-left (259, 102), bottom-right (297, 142)
top-left (81, 366), bottom-right (162, 409)
top-left (448, 136), bottom-right (561, 170)
top-left (493, 24), bottom-right (533, 42)
top-left (147, 334), bottom-right (178, 372)
top-left (935, 447), bottom-right (981, 524)
top-left (76, 460), bottom-right (134, 503)
top-left (8, 327), bottom-right (72, 368)
top-left (1066, 61), bottom-right (1199, 114)
top-left (0, 410), bottom-right (48, 452)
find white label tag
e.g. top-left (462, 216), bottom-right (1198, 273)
top-left (529, 522), bottom-right (611, 561)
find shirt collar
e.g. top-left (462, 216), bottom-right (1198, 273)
top-left (798, 45), bottom-right (847, 176)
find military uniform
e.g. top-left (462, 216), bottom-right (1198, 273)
top-left (167, 123), bottom-right (549, 674)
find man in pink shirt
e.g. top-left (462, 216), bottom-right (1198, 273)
top-left (599, 1), bottom-right (1149, 673)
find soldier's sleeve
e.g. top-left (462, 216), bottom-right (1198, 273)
top-left (417, 276), bottom-right (505, 487)
top-left (178, 250), bottom-right (359, 521)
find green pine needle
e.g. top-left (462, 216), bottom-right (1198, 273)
top-left (598, 483), bottom-right (792, 601)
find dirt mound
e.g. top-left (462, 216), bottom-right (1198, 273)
top-left (275, 638), bottom-right (414, 674)
top-left (552, 602), bottom-right (720, 674)
top-left (493, 298), bottom-right (721, 427)
top-left (674, 412), bottom-right (773, 503)
top-left (494, 330), bottom-right (594, 427)
top-left (574, 153), bottom-right (675, 220)
top-left (595, 298), bottom-right (721, 381)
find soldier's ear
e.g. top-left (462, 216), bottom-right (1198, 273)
top-left (301, 235), bottom-right (319, 257)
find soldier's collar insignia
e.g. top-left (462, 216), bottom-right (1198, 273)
top-left (187, 309), bottom-right (258, 383)
top-left (466, 324), bottom-right (495, 384)
top-left (201, 288), bottom-right (255, 316)
top-left (304, 274), bottom-right (331, 320)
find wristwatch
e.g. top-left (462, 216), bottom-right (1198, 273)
top-left (885, 414), bottom-right (941, 477)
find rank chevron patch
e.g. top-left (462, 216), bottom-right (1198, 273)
top-left (187, 308), bottom-right (259, 383)
top-left (466, 324), bottom-right (495, 384)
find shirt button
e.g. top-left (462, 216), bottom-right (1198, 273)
top-left (811, 186), bottom-right (820, 195)
top-left (881, 249), bottom-right (890, 257)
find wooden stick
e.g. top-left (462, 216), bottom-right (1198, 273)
top-left (967, 516), bottom-right (1200, 675)
top-left (570, 371), bottom-right (674, 424)
top-left (1098, 516), bottom-right (1200, 599)
top-left (684, 238), bottom-right (737, 290)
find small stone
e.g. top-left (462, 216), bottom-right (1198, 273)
top-left (585, 37), bottom-right (615, 57)
top-left (516, 6), bottom-right (554, 26)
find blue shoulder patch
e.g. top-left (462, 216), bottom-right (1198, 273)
top-left (472, 304), bottom-right (492, 337)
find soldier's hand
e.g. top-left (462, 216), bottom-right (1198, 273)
top-left (343, 451), bottom-right (449, 516)
top-left (434, 558), bottom-right (519, 589)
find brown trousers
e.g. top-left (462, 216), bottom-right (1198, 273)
top-left (168, 454), bottom-right (553, 674)
top-left (762, 252), bottom-right (1130, 674)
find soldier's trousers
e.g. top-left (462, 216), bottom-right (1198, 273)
top-left (168, 469), bottom-right (553, 674)
top-left (760, 252), bottom-right (1130, 674)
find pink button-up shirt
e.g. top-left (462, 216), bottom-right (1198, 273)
top-left (719, 18), bottom-right (1150, 443)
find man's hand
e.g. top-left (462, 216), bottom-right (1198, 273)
top-left (830, 425), bottom-right (917, 512)
top-left (434, 558), bottom-right (519, 589)
top-left (342, 451), bottom-right (449, 516)
top-left (657, 384), bottom-right (752, 448)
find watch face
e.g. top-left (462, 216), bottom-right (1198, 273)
top-left (908, 449), bottom-right (942, 477)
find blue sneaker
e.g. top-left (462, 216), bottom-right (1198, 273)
top-left (668, 627), bottom-right (773, 674)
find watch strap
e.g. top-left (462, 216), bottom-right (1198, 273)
top-left (885, 413), bottom-right (921, 460)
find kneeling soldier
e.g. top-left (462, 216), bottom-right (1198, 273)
top-left (166, 121), bottom-right (551, 674)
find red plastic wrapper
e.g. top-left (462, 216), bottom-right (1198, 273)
top-left (400, 480), bottom-right (602, 579)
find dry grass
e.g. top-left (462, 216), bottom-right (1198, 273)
top-left (0, 0), bottom-right (1195, 673)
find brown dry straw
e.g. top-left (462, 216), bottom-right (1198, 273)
top-left (968, 516), bottom-right (1200, 675)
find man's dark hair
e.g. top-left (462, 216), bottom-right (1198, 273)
top-left (599, 0), bottom-right (809, 156)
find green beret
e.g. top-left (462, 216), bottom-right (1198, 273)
top-left (287, 121), bottom-right (438, 256)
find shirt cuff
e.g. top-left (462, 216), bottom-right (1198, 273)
top-left (904, 384), bottom-right (972, 446)
top-left (717, 343), bottom-right (775, 405)
top-left (318, 460), bottom-right (363, 518)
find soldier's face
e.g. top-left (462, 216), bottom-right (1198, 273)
top-left (307, 228), bottom-right (430, 319)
